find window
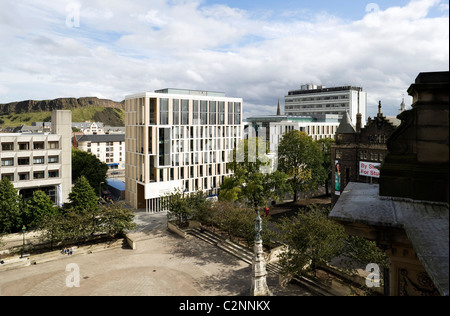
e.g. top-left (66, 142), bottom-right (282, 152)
top-left (209, 101), bottom-right (217, 125)
top-left (200, 101), bottom-right (208, 125)
top-left (19, 173), bottom-right (30, 181)
top-left (18, 157), bottom-right (30, 165)
top-left (33, 142), bottom-right (45, 150)
top-left (48, 170), bottom-right (59, 178)
top-left (160, 98), bottom-right (169, 125)
top-left (193, 100), bottom-right (199, 125)
top-left (1, 158), bottom-right (14, 167)
top-left (159, 127), bottom-right (171, 166)
top-left (19, 142), bottom-right (30, 150)
top-left (33, 171), bottom-right (45, 179)
top-left (33, 157), bottom-right (45, 164)
top-left (228, 102), bottom-right (234, 125)
top-left (234, 102), bottom-right (241, 124)
top-left (2, 174), bottom-right (14, 181)
top-left (1, 143), bottom-right (14, 151)
top-left (181, 99), bottom-right (189, 125)
top-left (173, 99), bottom-right (180, 125)
top-left (48, 141), bottom-right (59, 149)
top-left (218, 102), bottom-right (225, 125)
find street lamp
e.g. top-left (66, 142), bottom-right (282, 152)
top-left (99, 181), bottom-right (105, 199)
top-left (21, 225), bottom-right (26, 258)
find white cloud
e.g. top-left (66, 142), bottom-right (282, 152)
top-left (0, 0), bottom-right (448, 119)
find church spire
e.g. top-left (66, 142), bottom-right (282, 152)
top-left (277, 99), bottom-right (281, 116)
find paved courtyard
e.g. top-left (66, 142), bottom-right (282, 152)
top-left (0, 210), bottom-right (313, 296)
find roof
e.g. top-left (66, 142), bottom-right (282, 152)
top-left (336, 112), bottom-right (356, 133)
top-left (77, 134), bottom-right (125, 143)
top-left (330, 182), bottom-right (449, 296)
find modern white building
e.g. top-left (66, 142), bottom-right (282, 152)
top-left (285, 84), bottom-right (367, 127)
top-left (246, 114), bottom-right (340, 154)
top-left (0, 111), bottom-right (72, 206)
top-left (125, 89), bottom-right (243, 212)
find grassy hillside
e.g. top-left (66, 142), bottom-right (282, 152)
top-left (0, 107), bottom-right (125, 128)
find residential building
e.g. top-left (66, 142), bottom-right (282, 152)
top-left (285, 84), bottom-right (367, 127)
top-left (125, 89), bottom-right (243, 212)
top-left (75, 134), bottom-right (126, 173)
top-left (0, 110), bottom-right (72, 206)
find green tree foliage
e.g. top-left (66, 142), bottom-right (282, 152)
top-left (68, 176), bottom-right (99, 213)
top-left (221, 138), bottom-right (291, 210)
top-left (316, 138), bottom-right (335, 195)
top-left (98, 201), bottom-right (137, 238)
top-left (211, 201), bottom-right (273, 247)
top-left (72, 148), bottom-right (108, 192)
top-left (164, 189), bottom-right (191, 226)
top-left (277, 131), bottom-right (327, 201)
top-left (24, 190), bottom-right (59, 228)
top-left (0, 177), bottom-right (23, 233)
top-left (276, 205), bottom-right (347, 277)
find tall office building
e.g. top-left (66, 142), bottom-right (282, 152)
top-left (125, 89), bottom-right (243, 212)
top-left (0, 110), bottom-right (72, 206)
top-left (285, 84), bottom-right (367, 126)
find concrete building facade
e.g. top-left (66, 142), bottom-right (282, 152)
top-left (0, 110), bottom-right (72, 206)
top-left (125, 89), bottom-right (243, 212)
top-left (285, 84), bottom-right (367, 127)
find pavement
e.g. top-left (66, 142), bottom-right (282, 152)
top-left (0, 209), bottom-right (314, 297)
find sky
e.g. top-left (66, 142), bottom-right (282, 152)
top-left (0, 0), bottom-right (448, 119)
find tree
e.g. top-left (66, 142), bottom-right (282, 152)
top-left (24, 190), bottom-right (59, 228)
top-left (98, 201), bottom-right (137, 238)
top-left (221, 138), bottom-right (291, 211)
top-left (72, 148), bottom-right (108, 193)
top-left (0, 177), bottom-right (23, 233)
top-left (164, 189), bottom-right (191, 226)
top-left (68, 176), bottom-right (99, 213)
top-left (276, 205), bottom-right (347, 277)
top-left (277, 131), bottom-right (327, 202)
top-left (67, 176), bottom-right (100, 238)
top-left (187, 191), bottom-right (214, 227)
top-left (317, 138), bottom-right (335, 196)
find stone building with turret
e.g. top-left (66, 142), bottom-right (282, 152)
top-left (331, 102), bottom-right (400, 203)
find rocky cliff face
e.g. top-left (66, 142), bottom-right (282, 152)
top-left (0, 97), bottom-right (124, 114)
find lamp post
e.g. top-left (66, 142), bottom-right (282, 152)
top-left (99, 181), bottom-right (105, 199)
top-left (21, 225), bottom-right (26, 258)
top-left (250, 209), bottom-right (271, 296)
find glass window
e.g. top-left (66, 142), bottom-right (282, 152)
top-left (218, 101), bottom-right (225, 125)
top-left (1, 143), bottom-right (14, 151)
top-left (209, 101), bottom-right (217, 125)
top-left (33, 142), bottom-right (45, 150)
top-left (48, 141), bottom-right (59, 149)
top-left (33, 157), bottom-right (45, 164)
top-left (228, 102), bottom-right (234, 125)
top-left (181, 100), bottom-right (189, 125)
top-left (173, 99), bottom-right (180, 125)
top-left (200, 100), bottom-right (208, 125)
top-left (160, 98), bottom-right (169, 125)
top-left (1, 158), bottom-right (14, 166)
top-left (193, 100), bottom-right (199, 125)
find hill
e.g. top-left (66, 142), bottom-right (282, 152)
top-left (0, 97), bottom-right (125, 127)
